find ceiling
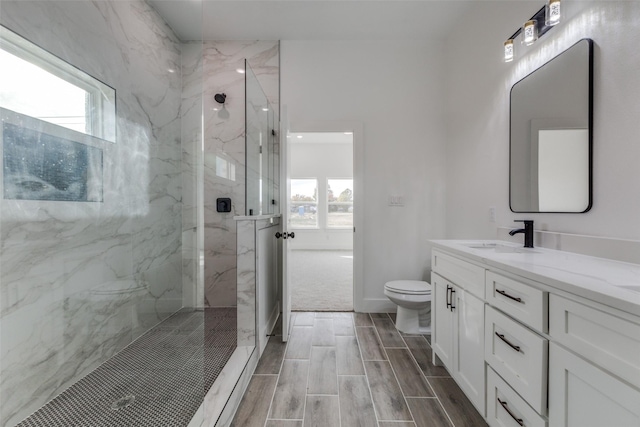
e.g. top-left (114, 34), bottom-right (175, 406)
top-left (148, 1), bottom-right (474, 42)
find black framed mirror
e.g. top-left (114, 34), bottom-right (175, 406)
top-left (510, 38), bottom-right (593, 213)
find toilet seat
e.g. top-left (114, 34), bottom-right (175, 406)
top-left (384, 280), bottom-right (431, 295)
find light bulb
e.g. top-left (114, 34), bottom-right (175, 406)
top-left (504, 39), bottom-right (514, 62)
top-left (523, 20), bottom-right (538, 46)
top-left (546, 0), bottom-right (561, 26)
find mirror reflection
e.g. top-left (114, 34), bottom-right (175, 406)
top-left (510, 38), bottom-right (593, 213)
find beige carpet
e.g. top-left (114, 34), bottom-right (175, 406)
top-left (290, 250), bottom-right (353, 311)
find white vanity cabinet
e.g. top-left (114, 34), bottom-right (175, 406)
top-left (548, 295), bottom-right (640, 427)
top-left (430, 240), bottom-right (640, 427)
top-left (431, 252), bottom-right (486, 416)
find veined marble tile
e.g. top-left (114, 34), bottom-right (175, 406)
top-left (201, 40), bottom-right (279, 311)
top-left (237, 219), bottom-right (257, 347)
top-left (0, 0), bottom-right (184, 424)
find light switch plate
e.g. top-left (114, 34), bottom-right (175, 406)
top-left (388, 196), bottom-right (404, 207)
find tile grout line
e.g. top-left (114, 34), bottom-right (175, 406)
top-left (261, 315), bottom-right (290, 427)
top-left (334, 317), bottom-right (342, 427)
top-left (399, 329), bottom-right (456, 427)
top-left (373, 313), bottom-right (417, 425)
top-left (301, 314), bottom-right (315, 426)
top-left (353, 313), bottom-right (382, 427)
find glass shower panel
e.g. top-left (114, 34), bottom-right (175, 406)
top-left (245, 62), bottom-right (264, 215)
top-left (245, 61), bottom-right (278, 216)
top-left (0, 1), bottom-right (205, 426)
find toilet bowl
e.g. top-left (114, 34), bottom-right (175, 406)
top-left (384, 280), bottom-right (432, 335)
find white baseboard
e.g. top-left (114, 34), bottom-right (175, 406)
top-left (358, 298), bottom-right (397, 313)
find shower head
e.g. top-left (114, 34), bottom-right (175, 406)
top-left (214, 93), bottom-right (226, 104)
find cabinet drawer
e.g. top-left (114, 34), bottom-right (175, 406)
top-left (432, 250), bottom-right (484, 298)
top-left (485, 306), bottom-right (548, 414)
top-left (485, 271), bottom-right (548, 333)
top-left (487, 367), bottom-right (547, 427)
top-left (549, 294), bottom-right (640, 390)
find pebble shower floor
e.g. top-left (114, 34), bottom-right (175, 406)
top-left (16, 308), bottom-right (236, 427)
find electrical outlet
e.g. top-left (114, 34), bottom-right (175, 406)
top-left (489, 207), bottom-right (496, 223)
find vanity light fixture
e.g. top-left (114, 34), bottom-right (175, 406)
top-left (503, 3), bottom-right (560, 62)
top-left (523, 20), bottom-right (538, 45)
top-left (546, 0), bottom-right (561, 26)
top-left (504, 39), bottom-right (515, 62)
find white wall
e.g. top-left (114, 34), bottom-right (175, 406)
top-left (444, 1), bottom-right (640, 244)
top-left (290, 141), bottom-right (353, 250)
top-left (281, 40), bottom-right (448, 311)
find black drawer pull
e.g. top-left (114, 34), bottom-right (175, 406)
top-left (497, 398), bottom-right (524, 426)
top-left (450, 288), bottom-right (456, 312)
top-left (496, 289), bottom-right (522, 303)
top-left (446, 285), bottom-right (452, 309)
top-left (495, 332), bottom-right (521, 352)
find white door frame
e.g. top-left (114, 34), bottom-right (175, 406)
top-left (287, 121), bottom-right (364, 312)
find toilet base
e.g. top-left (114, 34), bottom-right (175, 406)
top-left (394, 306), bottom-right (432, 335)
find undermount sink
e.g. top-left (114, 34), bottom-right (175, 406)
top-left (464, 243), bottom-right (498, 249)
top-left (461, 242), bottom-right (538, 254)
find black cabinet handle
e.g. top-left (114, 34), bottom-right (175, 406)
top-left (496, 289), bottom-right (523, 303)
top-left (275, 232), bottom-right (283, 239)
top-left (497, 398), bottom-right (524, 426)
top-left (495, 332), bottom-right (521, 352)
top-left (446, 285), bottom-right (452, 309)
top-left (287, 232), bottom-right (295, 239)
top-left (450, 288), bottom-right (456, 312)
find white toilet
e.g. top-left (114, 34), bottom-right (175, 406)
top-left (384, 280), bottom-right (432, 334)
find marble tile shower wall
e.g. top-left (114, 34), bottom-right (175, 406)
top-left (0, 1), bottom-right (184, 425)
top-left (181, 41), bottom-right (205, 309)
top-left (201, 41), bottom-right (279, 307)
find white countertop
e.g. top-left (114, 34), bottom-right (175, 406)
top-left (430, 240), bottom-right (640, 317)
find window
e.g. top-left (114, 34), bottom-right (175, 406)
top-left (290, 179), bottom-right (317, 228)
top-left (0, 25), bottom-right (116, 142)
top-left (327, 179), bottom-right (353, 228)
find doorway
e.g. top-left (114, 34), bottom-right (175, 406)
top-left (287, 131), bottom-right (354, 311)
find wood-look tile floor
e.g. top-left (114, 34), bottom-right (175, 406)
top-left (231, 312), bottom-right (487, 427)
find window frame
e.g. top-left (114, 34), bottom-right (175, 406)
top-left (0, 25), bottom-right (116, 142)
top-left (289, 177), bottom-right (319, 229)
top-left (326, 177), bottom-right (354, 229)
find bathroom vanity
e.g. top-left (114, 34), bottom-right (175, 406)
top-left (430, 240), bottom-right (640, 427)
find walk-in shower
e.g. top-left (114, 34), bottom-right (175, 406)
top-left (0, 1), bottom-right (242, 425)
top-left (0, 2), bottom-right (281, 424)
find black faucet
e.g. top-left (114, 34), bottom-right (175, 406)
top-left (509, 220), bottom-right (534, 248)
